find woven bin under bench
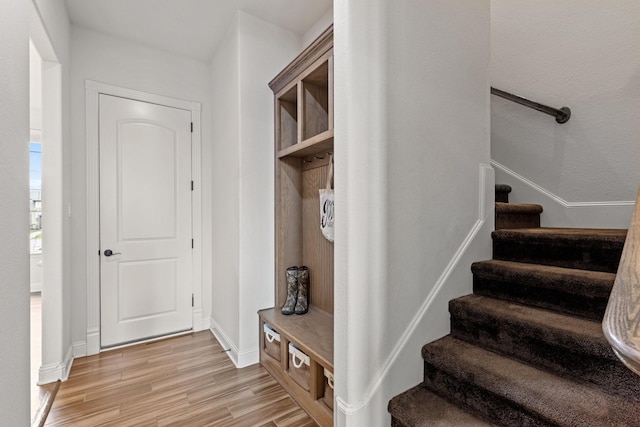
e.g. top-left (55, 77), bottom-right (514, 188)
top-left (287, 343), bottom-right (311, 391)
top-left (263, 323), bottom-right (281, 362)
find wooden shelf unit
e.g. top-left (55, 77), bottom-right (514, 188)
top-left (260, 25), bottom-right (334, 427)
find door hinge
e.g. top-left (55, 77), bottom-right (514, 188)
top-left (191, 239), bottom-right (194, 249)
top-left (190, 122), bottom-right (193, 133)
top-left (192, 294), bottom-right (194, 307)
top-left (191, 180), bottom-right (194, 191)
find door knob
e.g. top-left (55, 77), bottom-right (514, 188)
top-left (103, 249), bottom-right (122, 257)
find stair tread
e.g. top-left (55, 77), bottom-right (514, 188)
top-left (495, 202), bottom-right (543, 214)
top-left (389, 384), bottom-right (496, 427)
top-left (493, 227), bottom-right (627, 242)
top-left (450, 294), bottom-right (615, 360)
top-left (472, 259), bottom-right (614, 298)
top-left (423, 336), bottom-right (640, 426)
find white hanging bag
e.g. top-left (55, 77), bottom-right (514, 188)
top-left (319, 155), bottom-right (334, 242)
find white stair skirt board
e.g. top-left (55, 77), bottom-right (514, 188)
top-left (491, 160), bottom-right (634, 229)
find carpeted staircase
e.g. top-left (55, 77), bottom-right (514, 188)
top-left (388, 185), bottom-right (640, 426)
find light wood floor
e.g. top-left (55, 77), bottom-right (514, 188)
top-left (44, 331), bottom-right (318, 427)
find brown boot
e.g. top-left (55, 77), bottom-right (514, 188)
top-left (294, 266), bottom-right (309, 315)
top-left (281, 266), bottom-right (298, 315)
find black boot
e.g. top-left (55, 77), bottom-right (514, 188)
top-left (294, 266), bottom-right (309, 315)
top-left (281, 266), bottom-right (298, 315)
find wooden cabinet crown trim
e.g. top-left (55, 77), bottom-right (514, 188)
top-left (268, 25), bottom-right (333, 94)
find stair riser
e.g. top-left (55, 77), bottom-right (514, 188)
top-left (422, 362), bottom-right (552, 427)
top-left (473, 277), bottom-right (607, 321)
top-left (495, 214), bottom-right (540, 230)
top-left (492, 239), bottom-right (623, 273)
top-left (449, 310), bottom-right (614, 361)
top-left (495, 184), bottom-right (512, 204)
top-left (449, 314), bottom-right (640, 401)
top-left (495, 192), bottom-right (510, 203)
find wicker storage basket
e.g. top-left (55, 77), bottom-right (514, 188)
top-left (263, 324), bottom-right (281, 362)
top-left (287, 343), bottom-right (310, 391)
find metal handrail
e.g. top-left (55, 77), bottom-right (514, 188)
top-left (491, 87), bottom-right (571, 124)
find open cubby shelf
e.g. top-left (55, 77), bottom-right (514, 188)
top-left (261, 25), bottom-right (334, 427)
top-left (277, 129), bottom-right (333, 159)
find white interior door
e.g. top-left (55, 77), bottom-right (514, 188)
top-left (99, 94), bottom-right (193, 348)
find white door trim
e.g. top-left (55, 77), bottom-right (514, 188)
top-left (85, 81), bottom-right (202, 355)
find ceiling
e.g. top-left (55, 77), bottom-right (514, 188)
top-left (64, 0), bottom-right (333, 62)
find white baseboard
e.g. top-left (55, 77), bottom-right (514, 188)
top-left (237, 346), bottom-right (259, 368)
top-left (209, 318), bottom-right (239, 367)
top-left (38, 343), bottom-right (74, 385)
top-left (492, 160), bottom-right (634, 229)
top-left (209, 318), bottom-right (259, 369)
top-left (38, 363), bottom-right (64, 385)
top-left (73, 341), bottom-right (86, 358)
top-left (86, 328), bottom-right (100, 356)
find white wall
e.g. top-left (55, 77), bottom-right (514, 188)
top-left (210, 11), bottom-right (301, 366)
top-left (69, 27), bottom-right (213, 348)
top-left (0, 1), bottom-right (31, 423)
top-left (491, 0), bottom-right (640, 205)
top-left (29, 41), bottom-right (42, 130)
top-left (334, 1), bottom-right (491, 425)
top-left (237, 12), bottom-right (301, 356)
top-left (303, 5), bottom-right (333, 48)
top-left (210, 15), bottom-right (242, 355)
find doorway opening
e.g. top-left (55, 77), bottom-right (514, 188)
top-left (85, 82), bottom-right (203, 355)
top-left (29, 16), bottom-right (66, 419)
top-left (29, 39), bottom-right (43, 419)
